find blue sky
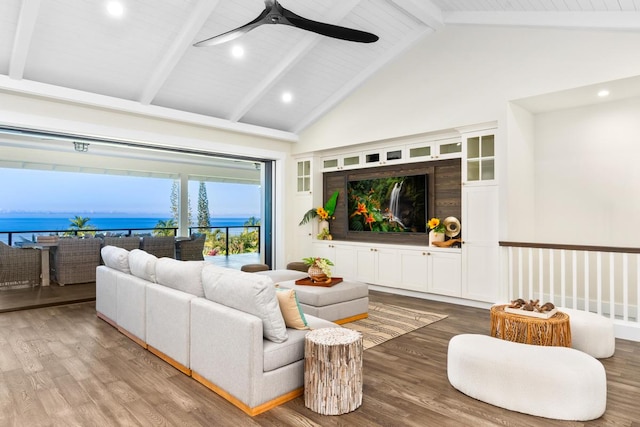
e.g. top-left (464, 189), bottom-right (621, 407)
top-left (0, 168), bottom-right (261, 217)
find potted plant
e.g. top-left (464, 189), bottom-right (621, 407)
top-left (302, 257), bottom-right (334, 283)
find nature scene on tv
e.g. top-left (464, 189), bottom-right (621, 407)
top-left (347, 175), bottom-right (427, 233)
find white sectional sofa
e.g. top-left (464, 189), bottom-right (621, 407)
top-left (96, 246), bottom-right (337, 416)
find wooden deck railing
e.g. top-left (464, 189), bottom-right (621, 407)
top-left (500, 241), bottom-right (640, 340)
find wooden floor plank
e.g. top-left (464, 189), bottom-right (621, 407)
top-left (0, 292), bottom-right (638, 426)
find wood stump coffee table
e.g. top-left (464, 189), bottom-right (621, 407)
top-left (304, 328), bottom-right (363, 415)
top-left (490, 304), bottom-right (572, 347)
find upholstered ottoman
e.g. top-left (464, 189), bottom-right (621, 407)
top-left (257, 270), bottom-right (368, 324)
top-left (447, 334), bottom-right (607, 421)
top-left (282, 279), bottom-right (368, 324)
top-left (559, 307), bottom-right (616, 358)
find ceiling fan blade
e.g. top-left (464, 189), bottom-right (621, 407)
top-left (194, 0), bottom-right (378, 47)
top-left (193, 8), bottom-right (270, 47)
top-left (282, 7), bottom-right (378, 43)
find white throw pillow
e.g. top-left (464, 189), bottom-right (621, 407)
top-left (155, 257), bottom-right (205, 297)
top-left (128, 249), bottom-right (158, 283)
top-left (201, 263), bottom-right (288, 343)
top-left (101, 245), bottom-right (130, 274)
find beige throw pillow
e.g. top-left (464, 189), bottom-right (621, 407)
top-left (275, 288), bottom-right (308, 330)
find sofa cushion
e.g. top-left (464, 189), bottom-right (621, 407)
top-left (155, 258), bottom-right (205, 297)
top-left (129, 249), bottom-right (158, 283)
top-left (263, 315), bottom-right (338, 372)
top-left (101, 245), bottom-right (130, 274)
top-left (256, 269), bottom-right (308, 285)
top-left (202, 263), bottom-right (288, 343)
top-left (275, 288), bottom-right (308, 330)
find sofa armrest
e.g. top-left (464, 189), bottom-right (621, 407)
top-left (190, 297), bottom-right (264, 407)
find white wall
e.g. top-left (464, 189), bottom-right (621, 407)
top-left (298, 25), bottom-right (640, 154)
top-left (504, 103), bottom-right (536, 242)
top-left (533, 96), bottom-right (640, 246)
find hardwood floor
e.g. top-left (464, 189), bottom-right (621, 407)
top-left (0, 282), bottom-right (95, 313)
top-left (0, 291), bottom-right (638, 426)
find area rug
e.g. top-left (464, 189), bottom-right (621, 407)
top-left (341, 302), bottom-right (448, 350)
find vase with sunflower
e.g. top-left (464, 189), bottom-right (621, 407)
top-left (299, 191), bottom-right (339, 240)
top-left (427, 217), bottom-right (445, 246)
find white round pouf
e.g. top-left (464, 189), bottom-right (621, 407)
top-left (559, 307), bottom-right (616, 358)
top-left (304, 328), bottom-right (363, 415)
top-left (447, 334), bottom-right (607, 421)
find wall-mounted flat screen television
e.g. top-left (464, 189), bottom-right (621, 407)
top-left (347, 174), bottom-right (427, 233)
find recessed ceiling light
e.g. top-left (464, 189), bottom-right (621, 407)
top-left (231, 45), bottom-right (244, 58)
top-left (281, 92), bottom-right (293, 103)
top-left (597, 89), bottom-right (610, 98)
top-left (106, 1), bottom-right (124, 18)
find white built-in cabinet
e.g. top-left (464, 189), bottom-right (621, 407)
top-left (312, 241), bottom-right (461, 296)
top-left (298, 126), bottom-right (499, 305)
top-left (321, 137), bottom-right (462, 171)
top-left (460, 129), bottom-right (499, 303)
top-left (293, 158), bottom-right (315, 261)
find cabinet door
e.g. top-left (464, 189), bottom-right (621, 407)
top-left (463, 132), bottom-right (496, 184)
top-left (321, 156), bottom-right (340, 171)
top-left (435, 139), bottom-right (462, 160)
top-left (398, 249), bottom-right (429, 292)
top-left (376, 246), bottom-right (400, 287)
top-left (430, 252), bottom-right (462, 296)
top-left (462, 186), bottom-right (500, 302)
top-left (312, 241), bottom-right (335, 263)
top-left (334, 244), bottom-right (357, 280)
top-left (293, 194), bottom-right (314, 261)
top-left (355, 247), bottom-right (377, 284)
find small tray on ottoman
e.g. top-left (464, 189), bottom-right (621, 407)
top-left (295, 277), bottom-right (343, 287)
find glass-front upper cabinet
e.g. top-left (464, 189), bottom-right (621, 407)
top-left (464, 133), bottom-right (495, 183)
top-left (321, 152), bottom-right (362, 171)
top-left (406, 138), bottom-right (462, 163)
top-left (363, 146), bottom-right (404, 166)
top-left (296, 159), bottom-right (311, 193)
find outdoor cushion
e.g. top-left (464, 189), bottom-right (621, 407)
top-left (201, 263), bottom-right (287, 343)
top-left (155, 258), bottom-right (205, 297)
top-left (101, 245), bottom-right (130, 274)
top-left (129, 249), bottom-right (158, 283)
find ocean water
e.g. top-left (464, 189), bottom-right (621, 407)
top-left (0, 213), bottom-right (255, 244)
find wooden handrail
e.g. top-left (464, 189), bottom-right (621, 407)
top-left (499, 241), bottom-right (640, 254)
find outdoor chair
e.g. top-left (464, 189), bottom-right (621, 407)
top-left (141, 236), bottom-right (176, 259)
top-left (0, 241), bottom-right (42, 288)
top-left (102, 236), bottom-right (141, 251)
top-left (176, 234), bottom-right (206, 261)
top-left (51, 238), bottom-right (102, 285)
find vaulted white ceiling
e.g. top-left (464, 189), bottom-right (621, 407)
top-left (1, 0), bottom-right (639, 140)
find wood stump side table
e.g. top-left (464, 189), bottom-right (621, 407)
top-left (490, 304), bottom-right (572, 347)
top-left (304, 328), bottom-right (363, 415)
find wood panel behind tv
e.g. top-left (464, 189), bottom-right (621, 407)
top-left (323, 159), bottom-right (461, 246)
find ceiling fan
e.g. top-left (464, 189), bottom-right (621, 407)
top-left (194, 0), bottom-right (379, 47)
